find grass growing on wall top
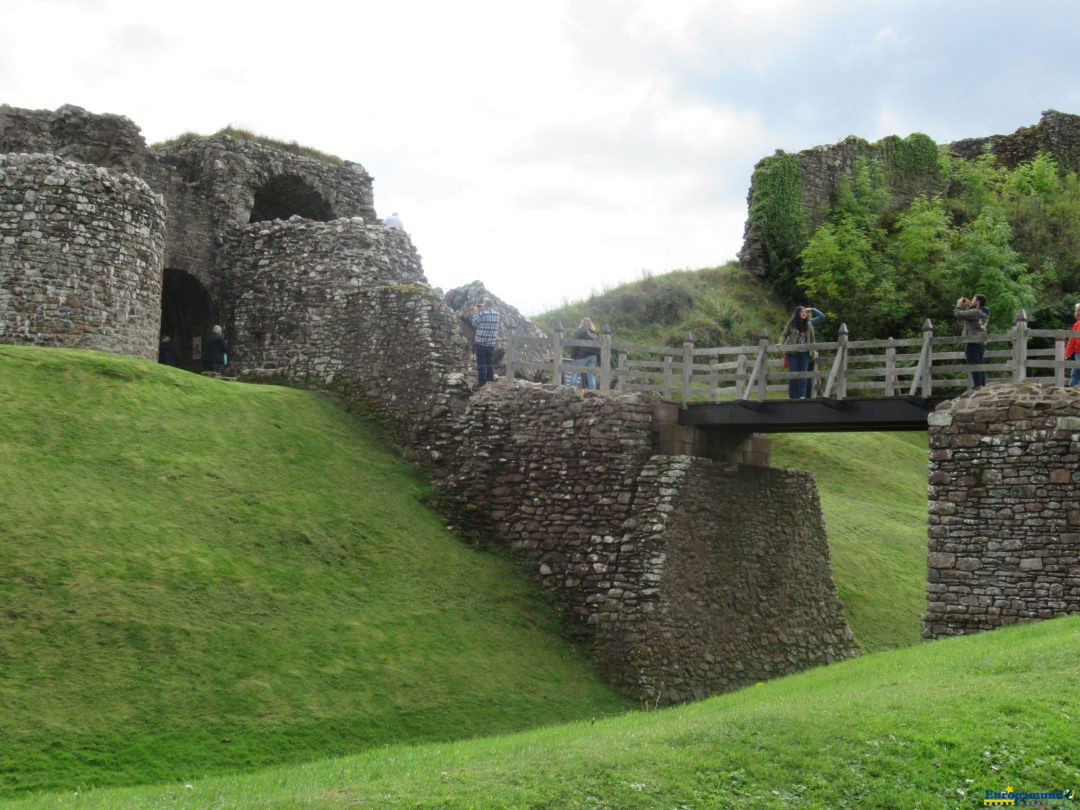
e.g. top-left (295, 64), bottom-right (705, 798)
top-left (0, 346), bottom-right (631, 796)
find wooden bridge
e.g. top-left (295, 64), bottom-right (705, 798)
top-left (504, 311), bottom-right (1078, 432)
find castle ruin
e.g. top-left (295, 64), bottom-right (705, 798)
top-left (1, 103), bottom-right (861, 705)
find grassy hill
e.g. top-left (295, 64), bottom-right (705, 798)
top-left (535, 262), bottom-right (794, 349)
top-left (0, 346), bottom-right (632, 796)
top-left (6, 615), bottom-right (1077, 808)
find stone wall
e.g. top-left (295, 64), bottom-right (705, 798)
top-left (924, 383), bottom-right (1080, 638)
top-left (0, 153), bottom-right (165, 359)
top-left (600, 456), bottom-right (854, 702)
top-left (0, 104), bottom-right (147, 176)
top-left (431, 382), bottom-right (856, 705)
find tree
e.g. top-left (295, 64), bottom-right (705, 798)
top-left (946, 211), bottom-right (1036, 327)
top-left (799, 215), bottom-right (897, 336)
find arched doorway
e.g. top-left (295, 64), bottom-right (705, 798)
top-left (159, 269), bottom-right (214, 372)
top-left (249, 175), bottom-right (333, 222)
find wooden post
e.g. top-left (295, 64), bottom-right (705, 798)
top-left (553, 321), bottom-right (564, 386)
top-left (921, 319), bottom-right (934, 397)
top-left (662, 355), bottom-right (673, 399)
top-left (909, 319), bottom-right (934, 396)
top-left (600, 323), bottom-right (612, 391)
top-left (735, 353), bottom-right (747, 400)
top-left (1055, 338), bottom-right (1066, 387)
top-left (1012, 309), bottom-right (1028, 383)
top-left (824, 323), bottom-right (849, 399)
top-left (681, 331), bottom-right (694, 407)
top-left (756, 328), bottom-right (769, 401)
top-left (884, 338), bottom-right (896, 397)
top-left (708, 356), bottom-right (719, 402)
top-left (618, 350), bottom-right (628, 391)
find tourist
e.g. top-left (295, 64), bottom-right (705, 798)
top-left (954, 294), bottom-right (990, 389)
top-left (568, 317), bottom-right (600, 390)
top-left (1066, 301), bottom-right (1080, 387)
top-left (778, 306), bottom-right (825, 399)
top-left (383, 212), bottom-right (404, 230)
top-left (471, 299), bottom-right (500, 387)
top-left (201, 324), bottom-right (229, 375)
top-left (158, 335), bottom-right (180, 367)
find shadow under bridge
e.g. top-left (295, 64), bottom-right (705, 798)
top-left (676, 395), bottom-right (946, 434)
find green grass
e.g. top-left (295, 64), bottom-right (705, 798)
top-left (6, 615), bottom-right (1076, 809)
top-left (0, 346), bottom-right (631, 797)
top-left (771, 431), bottom-right (929, 653)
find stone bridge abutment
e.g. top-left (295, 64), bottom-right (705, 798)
top-left (428, 383), bottom-right (856, 705)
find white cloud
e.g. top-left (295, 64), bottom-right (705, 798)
top-left (3, 0), bottom-right (1079, 315)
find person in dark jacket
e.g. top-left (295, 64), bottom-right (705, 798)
top-left (201, 324), bottom-right (229, 374)
top-left (158, 335), bottom-right (180, 367)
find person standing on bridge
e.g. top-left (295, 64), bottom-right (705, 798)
top-left (954, 294), bottom-right (990, 389)
top-left (568, 317), bottom-right (600, 390)
top-left (1066, 302), bottom-right (1080, 387)
top-left (471, 298), bottom-right (500, 387)
top-left (779, 305), bottom-right (825, 399)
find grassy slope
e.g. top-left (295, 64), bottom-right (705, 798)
top-left (0, 347), bottom-right (631, 796)
top-left (771, 431), bottom-right (929, 653)
top-left (7, 615), bottom-right (1077, 809)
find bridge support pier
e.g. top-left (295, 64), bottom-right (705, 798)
top-left (924, 382), bottom-right (1080, 638)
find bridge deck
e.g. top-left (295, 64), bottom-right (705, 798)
top-left (679, 396), bottom-right (946, 432)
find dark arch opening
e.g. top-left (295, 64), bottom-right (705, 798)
top-left (159, 268), bottom-right (214, 372)
top-left (249, 175), bottom-right (334, 223)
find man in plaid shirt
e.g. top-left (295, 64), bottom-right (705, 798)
top-left (471, 298), bottom-right (500, 387)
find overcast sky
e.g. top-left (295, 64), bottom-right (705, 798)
top-left (5, 0), bottom-right (1080, 314)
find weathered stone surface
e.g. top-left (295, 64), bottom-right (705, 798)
top-left (923, 382), bottom-right (1080, 638)
top-left (429, 382), bottom-right (856, 705)
top-left (0, 153), bottom-right (165, 359)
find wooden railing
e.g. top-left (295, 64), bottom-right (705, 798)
top-left (504, 311), bottom-right (1079, 404)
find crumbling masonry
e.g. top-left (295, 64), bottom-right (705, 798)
top-left (1, 103), bottom-right (864, 704)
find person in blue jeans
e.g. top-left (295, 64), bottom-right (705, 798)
top-left (778, 306), bottom-right (825, 399)
top-left (470, 299), bottom-right (500, 387)
top-left (954, 294), bottom-right (990, 389)
top-left (567, 317), bottom-right (600, 389)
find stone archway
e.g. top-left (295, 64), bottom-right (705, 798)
top-left (249, 175), bottom-right (333, 223)
top-left (159, 268), bottom-right (214, 371)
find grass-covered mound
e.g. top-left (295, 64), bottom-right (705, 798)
top-left (9, 615), bottom-right (1077, 808)
top-left (0, 346), bottom-right (632, 796)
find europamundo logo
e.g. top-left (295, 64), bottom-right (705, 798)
top-left (983, 785), bottom-right (1075, 806)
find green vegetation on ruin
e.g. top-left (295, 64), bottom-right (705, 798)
top-left (152, 127), bottom-right (345, 165)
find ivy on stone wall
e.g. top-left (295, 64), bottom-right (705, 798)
top-left (747, 151), bottom-right (808, 298)
top-left (884, 132), bottom-right (943, 178)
